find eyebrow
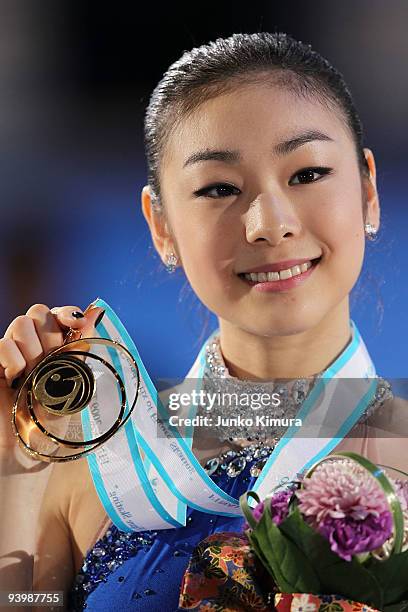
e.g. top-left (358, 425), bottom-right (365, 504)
top-left (182, 129), bottom-right (334, 168)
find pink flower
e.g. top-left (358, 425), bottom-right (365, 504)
top-left (394, 479), bottom-right (408, 512)
top-left (268, 490), bottom-right (292, 525)
top-left (318, 511), bottom-right (393, 561)
top-left (253, 500), bottom-right (265, 522)
top-left (294, 459), bottom-right (396, 559)
top-left (244, 490), bottom-right (292, 530)
top-left (295, 460), bottom-right (390, 526)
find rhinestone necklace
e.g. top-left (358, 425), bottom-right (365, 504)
top-left (200, 334), bottom-right (322, 444)
top-left (200, 334), bottom-right (393, 445)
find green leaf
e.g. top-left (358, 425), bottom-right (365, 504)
top-left (384, 601), bottom-right (408, 612)
top-left (275, 508), bottom-right (383, 609)
top-left (249, 508), bottom-right (321, 593)
top-left (365, 550), bottom-right (408, 606)
top-left (316, 560), bottom-right (382, 609)
top-left (318, 604), bottom-right (344, 612)
top-left (247, 530), bottom-right (276, 579)
top-left (239, 491), bottom-right (261, 530)
top-left (279, 508), bottom-right (341, 568)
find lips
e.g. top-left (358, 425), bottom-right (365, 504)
top-left (238, 256), bottom-right (322, 292)
top-left (238, 256), bottom-right (322, 275)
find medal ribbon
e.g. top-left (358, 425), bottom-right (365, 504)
top-left (82, 298), bottom-right (378, 531)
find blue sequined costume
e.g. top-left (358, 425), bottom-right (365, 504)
top-left (68, 446), bottom-right (270, 611)
top-left (68, 324), bottom-right (391, 611)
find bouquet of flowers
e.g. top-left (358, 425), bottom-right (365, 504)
top-left (240, 452), bottom-right (408, 611)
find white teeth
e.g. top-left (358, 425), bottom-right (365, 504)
top-left (279, 268), bottom-right (292, 280)
top-left (243, 260), bottom-right (315, 283)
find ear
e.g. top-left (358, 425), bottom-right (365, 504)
top-left (141, 185), bottom-right (178, 263)
top-left (362, 148), bottom-right (380, 230)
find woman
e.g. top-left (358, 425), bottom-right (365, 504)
top-left (0, 32), bottom-right (407, 611)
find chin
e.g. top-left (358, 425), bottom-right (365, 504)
top-left (236, 308), bottom-right (330, 338)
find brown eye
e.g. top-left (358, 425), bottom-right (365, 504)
top-left (289, 166), bottom-right (332, 185)
top-left (194, 183), bottom-right (241, 198)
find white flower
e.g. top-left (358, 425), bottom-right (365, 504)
top-left (291, 594), bottom-right (318, 611)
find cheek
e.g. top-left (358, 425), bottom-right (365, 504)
top-left (173, 210), bottom-right (236, 280)
top-left (314, 184), bottom-right (365, 284)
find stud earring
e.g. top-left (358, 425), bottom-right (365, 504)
top-left (165, 252), bottom-right (178, 273)
top-left (364, 223), bottom-right (378, 241)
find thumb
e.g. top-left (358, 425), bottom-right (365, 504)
top-left (63, 304), bottom-right (106, 350)
top-left (81, 304), bottom-right (106, 336)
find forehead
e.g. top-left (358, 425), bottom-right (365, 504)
top-left (164, 83), bottom-right (351, 166)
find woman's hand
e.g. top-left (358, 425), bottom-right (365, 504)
top-left (0, 303), bottom-right (105, 447)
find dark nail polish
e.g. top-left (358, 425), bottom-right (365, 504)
top-left (94, 309), bottom-right (106, 328)
top-left (72, 311), bottom-right (85, 319)
top-left (11, 377), bottom-right (21, 389)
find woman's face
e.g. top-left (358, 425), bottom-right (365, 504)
top-left (146, 83), bottom-right (379, 337)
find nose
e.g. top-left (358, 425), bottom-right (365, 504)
top-left (244, 192), bottom-right (302, 246)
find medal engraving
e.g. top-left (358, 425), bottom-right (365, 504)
top-left (32, 356), bottom-right (95, 415)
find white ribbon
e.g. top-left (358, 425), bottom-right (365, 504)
top-left (81, 298), bottom-right (378, 531)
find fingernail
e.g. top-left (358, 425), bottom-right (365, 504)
top-left (11, 377), bottom-right (21, 389)
top-left (72, 311), bottom-right (84, 319)
top-left (89, 297), bottom-right (102, 306)
top-left (94, 309), bottom-right (106, 328)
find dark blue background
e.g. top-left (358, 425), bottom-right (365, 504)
top-left (0, 1), bottom-right (407, 379)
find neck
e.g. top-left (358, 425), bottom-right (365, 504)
top-left (217, 298), bottom-right (352, 381)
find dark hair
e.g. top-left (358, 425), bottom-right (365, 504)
top-left (144, 31), bottom-right (370, 209)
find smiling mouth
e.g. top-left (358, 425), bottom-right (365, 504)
top-left (237, 256), bottom-right (322, 283)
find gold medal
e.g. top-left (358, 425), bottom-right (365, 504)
top-left (12, 320), bottom-right (140, 462)
top-left (31, 355), bottom-right (95, 416)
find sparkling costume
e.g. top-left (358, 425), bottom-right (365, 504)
top-left (68, 332), bottom-right (394, 611)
